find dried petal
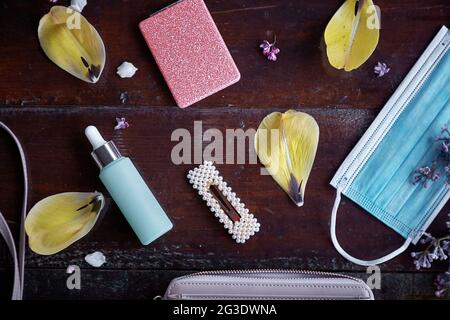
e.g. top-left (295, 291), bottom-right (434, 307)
top-left (324, 0), bottom-right (380, 71)
top-left (38, 6), bottom-right (106, 83)
top-left (25, 192), bottom-right (105, 255)
top-left (255, 110), bottom-right (319, 206)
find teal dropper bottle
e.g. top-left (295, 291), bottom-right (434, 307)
top-left (85, 126), bottom-right (173, 245)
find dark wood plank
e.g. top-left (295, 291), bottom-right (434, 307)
top-left (0, 106), bottom-right (448, 273)
top-left (0, 0), bottom-right (448, 108)
top-left (1, 0), bottom-right (450, 300)
top-left (0, 268), bottom-right (437, 300)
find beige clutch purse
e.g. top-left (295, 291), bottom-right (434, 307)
top-left (163, 269), bottom-right (374, 300)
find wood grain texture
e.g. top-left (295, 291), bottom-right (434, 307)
top-left (0, 0), bottom-right (449, 300)
top-left (0, 0), bottom-right (449, 108)
top-left (0, 268), bottom-right (439, 300)
top-left (0, 107), bottom-right (448, 271)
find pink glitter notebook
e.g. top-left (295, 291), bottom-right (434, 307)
top-left (139, 0), bottom-right (241, 108)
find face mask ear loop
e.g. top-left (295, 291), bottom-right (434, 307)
top-left (331, 189), bottom-right (412, 266)
top-left (0, 121), bottom-right (27, 300)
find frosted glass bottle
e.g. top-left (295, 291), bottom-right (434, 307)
top-left (85, 126), bottom-right (172, 245)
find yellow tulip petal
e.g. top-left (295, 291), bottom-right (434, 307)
top-left (255, 110), bottom-right (319, 206)
top-left (38, 6), bottom-right (106, 83)
top-left (25, 192), bottom-right (105, 255)
top-left (324, 0), bottom-right (380, 71)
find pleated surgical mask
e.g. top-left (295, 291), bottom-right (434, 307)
top-left (330, 26), bottom-right (450, 266)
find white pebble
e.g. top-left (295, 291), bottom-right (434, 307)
top-left (116, 61), bottom-right (138, 78)
top-left (85, 251), bottom-right (106, 267)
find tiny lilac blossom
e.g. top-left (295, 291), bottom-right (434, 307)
top-left (266, 47), bottom-right (280, 61)
top-left (412, 251), bottom-right (432, 269)
top-left (433, 244), bottom-right (448, 261)
top-left (114, 117), bottom-right (129, 130)
top-left (413, 165), bottom-right (440, 188)
top-left (435, 269), bottom-right (450, 298)
top-left (413, 124), bottom-right (450, 188)
top-left (119, 91), bottom-right (128, 104)
top-left (259, 36), bottom-right (280, 62)
top-left (411, 216), bottom-right (450, 298)
top-left (419, 232), bottom-right (434, 245)
top-left (374, 62), bottom-right (390, 77)
top-left (259, 40), bottom-right (272, 55)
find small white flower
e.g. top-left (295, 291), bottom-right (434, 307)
top-left (85, 251), bottom-right (106, 267)
top-left (117, 61), bottom-right (138, 78)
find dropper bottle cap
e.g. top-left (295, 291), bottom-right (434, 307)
top-left (85, 126), bottom-right (107, 149)
top-left (85, 125), bottom-right (122, 169)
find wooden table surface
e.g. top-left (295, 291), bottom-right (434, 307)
top-left (1, 0), bottom-right (449, 300)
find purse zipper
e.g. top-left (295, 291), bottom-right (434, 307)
top-left (183, 268), bottom-right (362, 282)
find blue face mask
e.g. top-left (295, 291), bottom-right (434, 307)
top-left (330, 26), bottom-right (450, 266)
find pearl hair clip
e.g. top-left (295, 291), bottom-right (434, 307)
top-left (187, 161), bottom-right (260, 244)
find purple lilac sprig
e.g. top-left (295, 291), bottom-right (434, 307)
top-left (414, 124), bottom-right (450, 188)
top-left (413, 164), bottom-right (440, 188)
top-left (259, 36), bottom-right (280, 62)
top-left (436, 124), bottom-right (450, 166)
top-left (411, 233), bottom-right (449, 270)
top-left (412, 127), bottom-right (450, 298)
top-left (411, 214), bottom-right (450, 298)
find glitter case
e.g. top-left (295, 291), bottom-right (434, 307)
top-left (139, 0), bottom-right (241, 108)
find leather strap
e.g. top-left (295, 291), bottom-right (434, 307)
top-left (0, 121), bottom-right (27, 300)
top-left (330, 189), bottom-right (412, 266)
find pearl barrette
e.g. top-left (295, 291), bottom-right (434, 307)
top-left (187, 161), bottom-right (260, 244)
